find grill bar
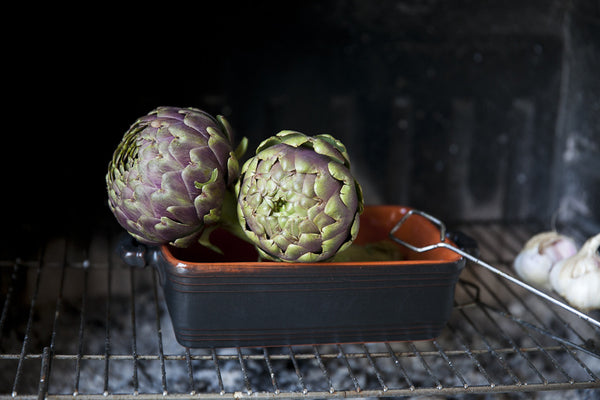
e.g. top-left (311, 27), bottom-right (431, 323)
top-left (72, 265), bottom-right (87, 396)
top-left (288, 346), bottom-right (308, 394)
top-left (361, 343), bottom-right (388, 391)
top-left (184, 348), bottom-right (195, 395)
top-left (445, 321), bottom-right (495, 387)
top-left (2, 343), bottom-right (590, 362)
top-left (12, 255), bottom-right (43, 398)
top-left (36, 346), bottom-right (50, 400)
top-left (210, 348), bottom-right (225, 395)
top-left (336, 344), bottom-right (360, 392)
top-left (312, 345), bottom-right (335, 393)
top-left (2, 382), bottom-right (598, 400)
top-left (0, 263), bottom-right (18, 341)
top-left (128, 268), bottom-right (139, 395)
top-left (384, 342), bottom-right (415, 390)
top-left (262, 347), bottom-right (280, 394)
top-left (408, 341), bottom-right (443, 390)
top-left (1, 223), bottom-right (599, 398)
top-left (431, 340), bottom-right (468, 389)
top-left (102, 238), bottom-right (112, 398)
top-left (237, 347), bottom-right (252, 395)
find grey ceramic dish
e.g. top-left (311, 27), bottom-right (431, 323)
top-left (119, 205), bottom-right (467, 348)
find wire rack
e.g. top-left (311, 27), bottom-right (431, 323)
top-left (0, 221), bottom-right (599, 399)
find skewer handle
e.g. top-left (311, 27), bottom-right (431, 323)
top-left (389, 209), bottom-right (600, 329)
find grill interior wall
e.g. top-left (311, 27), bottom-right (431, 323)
top-left (8, 1), bottom-right (599, 234)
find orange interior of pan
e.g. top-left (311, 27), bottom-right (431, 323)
top-left (165, 205), bottom-right (462, 265)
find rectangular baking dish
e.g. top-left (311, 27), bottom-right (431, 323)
top-left (123, 205), bottom-right (465, 348)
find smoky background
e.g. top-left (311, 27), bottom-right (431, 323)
top-left (5, 0), bottom-right (599, 243)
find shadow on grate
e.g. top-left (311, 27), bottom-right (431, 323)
top-left (0, 223), bottom-right (599, 399)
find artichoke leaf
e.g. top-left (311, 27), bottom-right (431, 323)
top-left (194, 169), bottom-right (219, 191)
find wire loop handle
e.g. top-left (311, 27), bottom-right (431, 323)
top-left (389, 209), bottom-right (600, 329)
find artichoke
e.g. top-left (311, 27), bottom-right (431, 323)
top-left (236, 130), bottom-right (363, 262)
top-left (106, 106), bottom-right (243, 248)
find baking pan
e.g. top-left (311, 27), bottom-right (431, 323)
top-left (119, 205), bottom-right (466, 348)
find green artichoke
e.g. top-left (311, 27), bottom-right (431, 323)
top-left (236, 130), bottom-right (363, 262)
top-left (106, 106), bottom-right (242, 247)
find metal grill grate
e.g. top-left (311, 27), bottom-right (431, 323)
top-left (0, 222), bottom-right (599, 399)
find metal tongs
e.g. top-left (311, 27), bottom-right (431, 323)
top-left (389, 209), bottom-right (600, 329)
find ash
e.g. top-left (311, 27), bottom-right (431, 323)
top-left (1, 245), bottom-right (598, 399)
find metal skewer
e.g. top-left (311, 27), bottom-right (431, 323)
top-left (389, 209), bottom-right (600, 329)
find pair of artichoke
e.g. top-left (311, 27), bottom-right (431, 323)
top-left (107, 107), bottom-right (363, 262)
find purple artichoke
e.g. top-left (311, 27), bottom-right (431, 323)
top-left (236, 130), bottom-right (364, 262)
top-left (106, 106), bottom-right (242, 247)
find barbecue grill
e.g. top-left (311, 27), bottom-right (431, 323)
top-left (4, 0), bottom-right (600, 398)
top-left (1, 217), bottom-right (598, 399)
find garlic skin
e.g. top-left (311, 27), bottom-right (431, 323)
top-left (549, 233), bottom-right (600, 310)
top-left (513, 232), bottom-right (578, 290)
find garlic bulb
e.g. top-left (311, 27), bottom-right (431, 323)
top-left (513, 232), bottom-right (578, 290)
top-left (549, 233), bottom-right (600, 310)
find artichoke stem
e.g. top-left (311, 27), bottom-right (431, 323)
top-left (219, 188), bottom-right (252, 244)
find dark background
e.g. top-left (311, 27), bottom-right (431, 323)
top-left (5, 0), bottom-right (599, 241)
